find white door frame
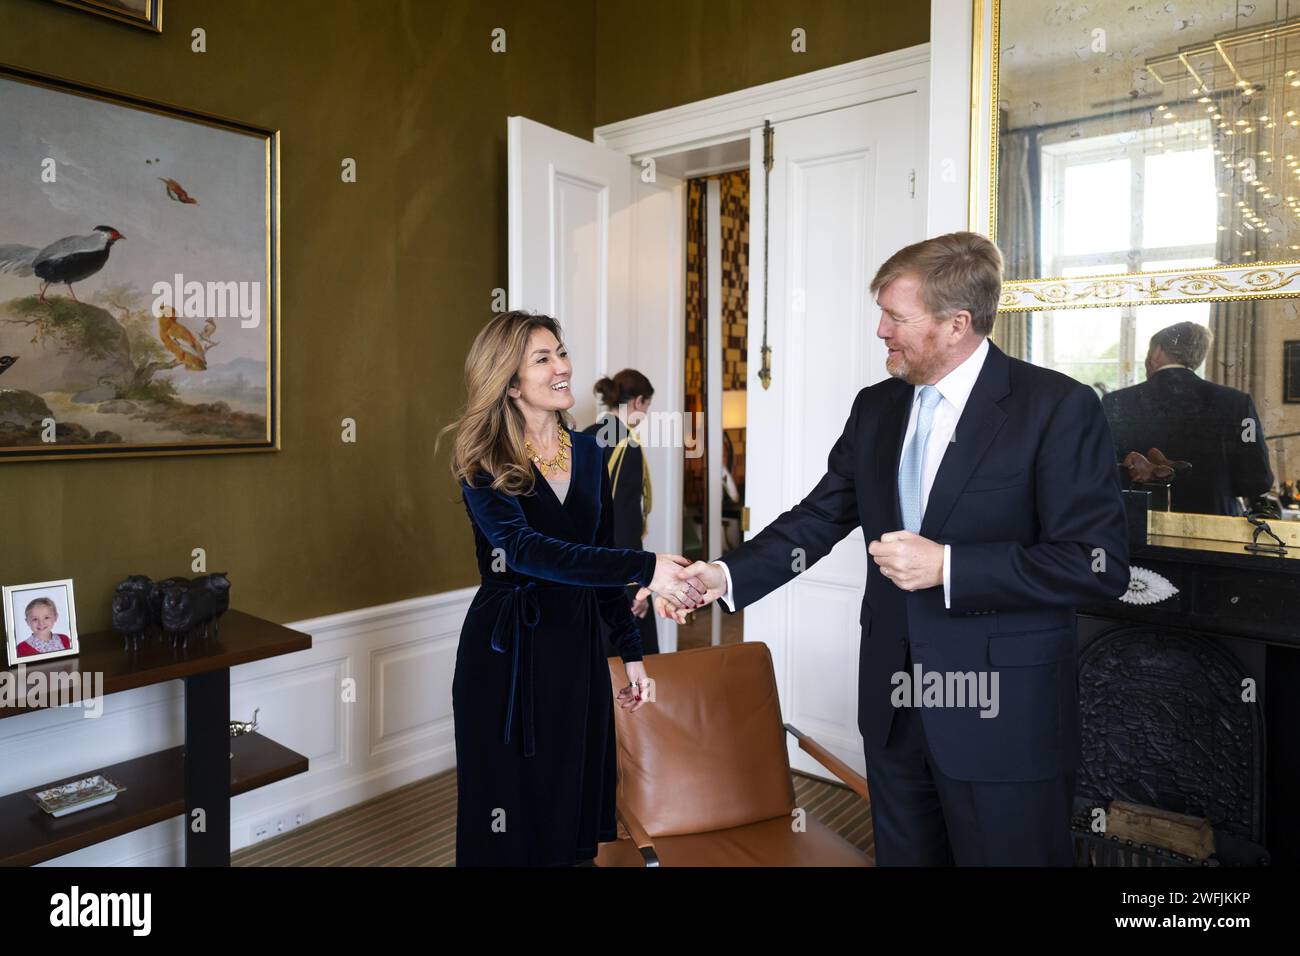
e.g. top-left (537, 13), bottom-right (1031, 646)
top-left (592, 44), bottom-right (933, 652)
top-left (594, 44), bottom-right (932, 160)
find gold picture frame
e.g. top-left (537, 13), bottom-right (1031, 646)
top-left (0, 63), bottom-right (280, 463)
top-left (48, 0), bottom-right (163, 33)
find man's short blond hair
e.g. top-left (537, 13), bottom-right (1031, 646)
top-left (1149, 321), bottom-right (1214, 369)
top-left (870, 231), bottom-right (1003, 335)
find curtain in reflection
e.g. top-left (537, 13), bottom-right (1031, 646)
top-left (994, 106), bottom-right (1036, 360)
top-left (1206, 119), bottom-right (1261, 394)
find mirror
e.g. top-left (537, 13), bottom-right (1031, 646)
top-left (997, 302), bottom-right (1300, 519)
top-left (986, 0), bottom-right (1300, 522)
top-left (996, 0), bottom-right (1300, 282)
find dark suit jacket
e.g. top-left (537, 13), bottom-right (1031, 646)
top-left (1101, 367), bottom-right (1274, 516)
top-left (719, 340), bottom-right (1130, 782)
top-left (582, 413), bottom-right (660, 655)
top-left (581, 414), bottom-right (646, 550)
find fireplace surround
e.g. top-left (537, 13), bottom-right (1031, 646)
top-left (1072, 498), bottom-right (1299, 866)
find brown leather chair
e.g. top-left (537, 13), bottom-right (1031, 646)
top-left (595, 641), bottom-right (873, 866)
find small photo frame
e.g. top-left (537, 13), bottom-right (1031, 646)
top-left (1284, 341), bottom-right (1300, 404)
top-left (3, 579), bottom-right (80, 666)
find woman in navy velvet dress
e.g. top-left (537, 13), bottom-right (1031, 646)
top-left (438, 310), bottom-right (702, 866)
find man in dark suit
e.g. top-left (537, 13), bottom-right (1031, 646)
top-left (1101, 321), bottom-right (1274, 516)
top-left (659, 231), bottom-right (1130, 865)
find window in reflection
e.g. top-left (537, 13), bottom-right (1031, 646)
top-left (1052, 150), bottom-right (1130, 261)
top-left (1041, 124), bottom-right (1217, 276)
top-left (1143, 149), bottom-right (1218, 251)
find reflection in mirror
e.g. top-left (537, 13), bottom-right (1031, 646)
top-left (998, 299), bottom-right (1300, 520)
top-left (997, 1), bottom-right (1300, 282)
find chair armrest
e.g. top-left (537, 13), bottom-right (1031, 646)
top-left (617, 805), bottom-right (660, 867)
top-left (784, 722), bottom-right (871, 803)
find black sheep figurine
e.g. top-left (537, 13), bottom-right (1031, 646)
top-left (147, 576), bottom-right (190, 632)
top-left (159, 572), bottom-right (231, 646)
top-left (196, 571), bottom-right (231, 619)
top-left (112, 572), bottom-right (233, 648)
top-left (161, 580), bottom-right (217, 647)
top-left (111, 575), bottom-right (153, 649)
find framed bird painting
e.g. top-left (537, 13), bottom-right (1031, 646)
top-left (47, 0), bottom-right (164, 33)
top-left (0, 63), bottom-right (279, 462)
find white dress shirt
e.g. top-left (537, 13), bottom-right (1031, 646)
top-left (714, 336), bottom-right (991, 612)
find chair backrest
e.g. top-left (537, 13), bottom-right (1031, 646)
top-left (607, 641), bottom-right (797, 837)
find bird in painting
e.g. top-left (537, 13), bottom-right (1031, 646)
top-left (157, 306), bottom-right (207, 370)
top-left (199, 317), bottom-right (219, 349)
top-left (0, 356), bottom-right (17, 377)
top-left (159, 177), bottom-right (199, 205)
top-left (0, 226), bottom-right (126, 304)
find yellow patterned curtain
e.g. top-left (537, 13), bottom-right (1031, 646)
top-left (684, 179), bottom-right (706, 516)
top-left (683, 171), bottom-right (749, 553)
top-left (719, 170), bottom-right (749, 493)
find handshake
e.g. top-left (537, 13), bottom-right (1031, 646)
top-left (626, 531), bottom-right (946, 623)
top-left (632, 554), bottom-right (727, 625)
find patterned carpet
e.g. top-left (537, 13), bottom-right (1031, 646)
top-left (233, 767), bottom-right (874, 866)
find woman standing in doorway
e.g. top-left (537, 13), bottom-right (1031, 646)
top-left (439, 310), bottom-right (702, 866)
top-left (583, 369), bottom-right (660, 655)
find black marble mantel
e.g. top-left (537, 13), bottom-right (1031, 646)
top-left (1077, 533), bottom-right (1300, 865)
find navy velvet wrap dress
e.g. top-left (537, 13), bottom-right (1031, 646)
top-left (453, 426), bottom-right (657, 866)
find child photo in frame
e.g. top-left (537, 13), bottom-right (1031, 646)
top-left (4, 578), bottom-right (79, 665)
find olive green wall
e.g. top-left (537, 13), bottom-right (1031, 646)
top-left (0, 0), bottom-right (595, 630)
top-left (593, 0), bottom-right (928, 126)
top-left (0, 0), bottom-right (925, 633)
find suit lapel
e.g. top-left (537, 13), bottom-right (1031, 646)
top-left (877, 382), bottom-right (913, 530)
top-left (918, 341), bottom-right (1011, 540)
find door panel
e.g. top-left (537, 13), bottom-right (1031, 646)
top-left (509, 116), bottom-right (632, 427)
top-left (745, 94), bottom-right (927, 778)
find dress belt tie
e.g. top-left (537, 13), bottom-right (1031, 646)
top-left (480, 579), bottom-right (579, 758)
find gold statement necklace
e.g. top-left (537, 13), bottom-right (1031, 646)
top-left (525, 423), bottom-right (570, 477)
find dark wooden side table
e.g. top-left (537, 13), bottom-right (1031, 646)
top-left (0, 609), bottom-right (311, 866)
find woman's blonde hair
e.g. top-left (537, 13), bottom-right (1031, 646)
top-left (437, 310), bottom-right (575, 496)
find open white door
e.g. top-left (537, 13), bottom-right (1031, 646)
top-left (745, 94), bottom-right (928, 779)
top-left (508, 116), bottom-right (685, 650)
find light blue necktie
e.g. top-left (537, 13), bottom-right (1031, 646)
top-left (898, 385), bottom-right (942, 533)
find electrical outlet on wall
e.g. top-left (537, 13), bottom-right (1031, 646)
top-left (249, 806), bottom-right (310, 844)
